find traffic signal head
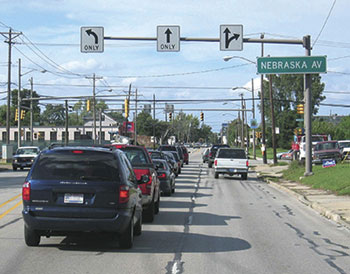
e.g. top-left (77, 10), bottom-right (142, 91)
top-left (15, 109), bottom-right (19, 121)
top-left (124, 98), bottom-right (129, 118)
top-left (87, 99), bottom-right (91, 111)
top-left (298, 128), bottom-right (302, 134)
top-left (200, 112), bottom-right (204, 121)
top-left (169, 112), bottom-right (172, 120)
top-left (297, 104), bottom-right (304, 114)
top-left (294, 128), bottom-right (298, 135)
top-left (20, 110), bottom-right (26, 120)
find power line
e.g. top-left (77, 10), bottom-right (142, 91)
top-left (312, 0), bottom-right (337, 48)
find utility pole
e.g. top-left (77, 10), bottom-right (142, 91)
top-left (304, 35), bottom-right (313, 176)
top-left (153, 94), bottom-right (156, 149)
top-left (134, 89), bottom-right (138, 145)
top-left (252, 78), bottom-right (256, 159)
top-left (29, 77), bottom-right (33, 145)
top-left (65, 100), bottom-right (68, 146)
top-left (86, 73), bottom-right (103, 144)
top-left (240, 93), bottom-right (244, 148)
top-left (126, 84), bottom-right (131, 137)
top-left (260, 33), bottom-right (267, 164)
top-left (99, 109), bottom-right (102, 145)
top-left (268, 75), bottom-right (277, 164)
top-left (2, 28), bottom-right (21, 146)
top-left (17, 58), bottom-right (22, 148)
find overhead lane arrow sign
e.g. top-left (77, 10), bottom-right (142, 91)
top-left (220, 25), bottom-right (243, 51)
top-left (165, 28), bottom-right (172, 43)
top-left (86, 29), bottom-right (98, 44)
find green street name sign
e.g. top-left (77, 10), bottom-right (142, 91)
top-left (257, 56), bottom-right (327, 74)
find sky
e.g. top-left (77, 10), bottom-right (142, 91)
top-left (0, 0), bottom-right (349, 132)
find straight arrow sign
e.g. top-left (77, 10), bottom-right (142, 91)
top-left (165, 28), bottom-right (172, 43)
top-left (157, 25), bottom-right (180, 52)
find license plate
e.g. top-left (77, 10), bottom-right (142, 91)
top-left (64, 193), bottom-right (84, 204)
top-left (229, 169), bottom-right (237, 172)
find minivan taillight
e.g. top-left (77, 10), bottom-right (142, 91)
top-left (246, 160), bottom-right (249, 167)
top-left (119, 185), bottom-right (130, 204)
top-left (214, 160), bottom-right (217, 166)
top-left (22, 182), bottom-right (30, 201)
top-left (158, 172), bottom-right (166, 178)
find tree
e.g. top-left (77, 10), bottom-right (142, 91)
top-left (259, 74), bottom-right (325, 148)
top-left (41, 104), bottom-right (65, 126)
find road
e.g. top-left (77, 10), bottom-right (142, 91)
top-left (0, 150), bottom-right (349, 274)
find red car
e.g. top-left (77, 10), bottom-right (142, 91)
top-left (110, 144), bottom-right (160, 222)
top-left (180, 145), bottom-right (189, 165)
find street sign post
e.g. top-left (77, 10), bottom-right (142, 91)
top-left (257, 56), bottom-right (327, 74)
top-left (81, 27), bottom-right (104, 53)
top-left (157, 26), bottom-right (180, 52)
top-left (220, 25), bottom-right (243, 51)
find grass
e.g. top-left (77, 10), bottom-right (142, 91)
top-left (248, 146), bottom-right (288, 160)
top-left (283, 161), bottom-right (350, 195)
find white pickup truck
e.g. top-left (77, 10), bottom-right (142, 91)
top-left (213, 148), bottom-right (249, 180)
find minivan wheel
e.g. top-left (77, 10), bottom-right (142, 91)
top-left (24, 226), bottom-right (40, 246)
top-left (12, 166), bottom-right (17, 171)
top-left (119, 218), bottom-right (134, 249)
top-left (143, 200), bottom-right (155, 222)
top-left (241, 173), bottom-right (248, 180)
top-left (208, 162), bottom-right (212, 168)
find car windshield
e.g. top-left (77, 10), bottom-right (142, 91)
top-left (217, 149), bottom-right (246, 159)
top-left (149, 152), bottom-right (163, 159)
top-left (31, 150), bottom-right (119, 181)
top-left (154, 160), bottom-right (168, 170)
top-left (316, 142), bottom-right (338, 151)
top-left (169, 152), bottom-right (179, 161)
top-left (16, 148), bottom-right (39, 155)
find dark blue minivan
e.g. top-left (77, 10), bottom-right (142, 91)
top-left (22, 146), bottom-right (143, 248)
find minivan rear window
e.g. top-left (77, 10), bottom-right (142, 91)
top-left (31, 151), bottom-right (120, 181)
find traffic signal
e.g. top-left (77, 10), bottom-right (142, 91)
top-left (168, 112), bottom-right (172, 120)
top-left (34, 133), bottom-right (37, 139)
top-left (124, 98), bottom-right (129, 118)
top-left (255, 131), bottom-right (259, 138)
top-left (15, 109), bottom-right (19, 121)
top-left (298, 128), bottom-right (302, 134)
top-left (297, 104), bottom-right (304, 114)
top-left (259, 132), bottom-right (262, 138)
top-left (294, 128), bottom-right (298, 135)
top-left (20, 110), bottom-right (26, 120)
top-left (87, 99), bottom-right (91, 111)
top-left (200, 112), bottom-right (204, 121)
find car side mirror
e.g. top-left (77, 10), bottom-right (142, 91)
top-left (138, 174), bottom-right (150, 184)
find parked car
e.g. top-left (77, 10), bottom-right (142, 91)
top-left (202, 148), bottom-right (209, 163)
top-left (180, 145), bottom-right (189, 165)
top-left (12, 146), bottom-right (40, 171)
top-left (111, 144), bottom-right (160, 222)
top-left (207, 144), bottom-right (230, 168)
top-left (153, 159), bottom-right (175, 196)
top-left (164, 151), bottom-right (181, 175)
top-left (312, 141), bottom-right (342, 164)
top-left (277, 149), bottom-right (294, 160)
top-left (339, 140), bottom-right (350, 160)
top-left (22, 146), bottom-right (143, 248)
top-left (214, 148), bottom-right (249, 180)
top-left (162, 151), bottom-right (179, 176)
top-left (159, 145), bottom-right (184, 167)
top-left (281, 149), bottom-right (294, 160)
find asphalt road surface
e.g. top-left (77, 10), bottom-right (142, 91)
top-left (0, 150), bottom-right (349, 274)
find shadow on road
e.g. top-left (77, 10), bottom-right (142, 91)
top-left (40, 230), bottom-right (251, 254)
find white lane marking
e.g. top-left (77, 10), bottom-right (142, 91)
top-left (188, 215), bottom-right (193, 225)
top-left (172, 260), bottom-right (180, 274)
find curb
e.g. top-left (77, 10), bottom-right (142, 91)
top-left (257, 172), bottom-right (350, 230)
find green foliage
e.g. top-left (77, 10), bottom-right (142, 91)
top-left (260, 74), bottom-right (325, 149)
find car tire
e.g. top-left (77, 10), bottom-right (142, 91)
top-left (24, 226), bottom-right (40, 247)
top-left (172, 182), bottom-right (175, 193)
top-left (155, 194), bottom-right (160, 214)
top-left (119, 218), bottom-right (134, 249)
top-left (134, 212), bottom-right (142, 236)
top-left (178, 168), bottom-right (181, 174)
top-left (208, 162), bottom-right (212, 168)
top-left (214, 172), bottom-right (219, 179)
top-left (186, 161), bottom-right (189, 165)
top-left (12, 166), bottom-right (17, 171)
top-left (241, 173), bottom-right (248, 180)
top-left (143, 200), bottom-right (155, 223)
top-left (20, 167), bottom-right (24, 170)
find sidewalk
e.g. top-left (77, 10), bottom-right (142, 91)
top-left (254, 163), bottom-right (350, 229)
